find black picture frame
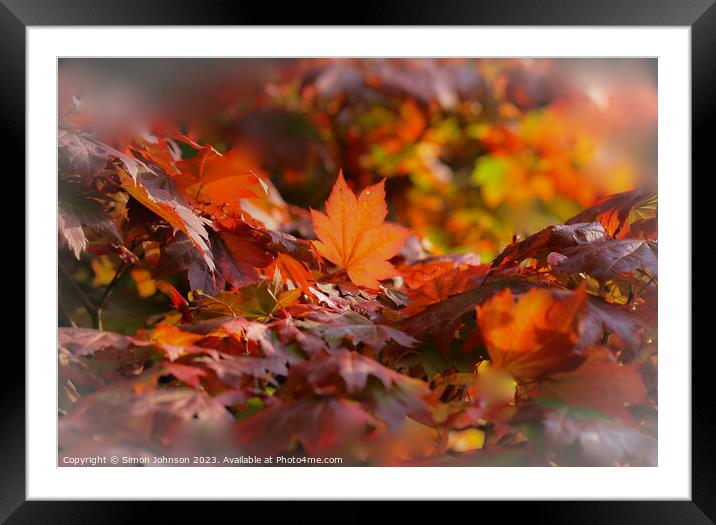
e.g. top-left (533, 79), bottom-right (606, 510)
top-left (2, 0), bottom-right (711, 521)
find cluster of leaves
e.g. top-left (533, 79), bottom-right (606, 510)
top-left (58, 100), bottom-right (657, 465)
top-left (176, 58), bottom-right (656, 260)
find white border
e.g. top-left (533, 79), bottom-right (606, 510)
top-left (28, 27), bottom-right (691, 500)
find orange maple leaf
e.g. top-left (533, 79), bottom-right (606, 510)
top-left (476, 286), bottom-right (588, 381)
top-left (266, 252), bottom-right (315, 294)
top-left (311, 172), bottom-right (409, 290)
top-left (175, 146), bottom-right (267, 206)
top-left (401, 261), bottom-right (488, 316)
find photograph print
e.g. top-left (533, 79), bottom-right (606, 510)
top-left (57, 58), bottom-right (658, 467)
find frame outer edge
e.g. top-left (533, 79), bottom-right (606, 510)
top-left (0, 1), bottom-right (27, 523)
top-left (692, 1), bottom-right (716, 522)
top-left (4, 0), bottom-right (714, 520)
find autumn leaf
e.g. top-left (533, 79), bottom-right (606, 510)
top-left (156, 281), bottom-right (193, 323)
top-left (192, 281), bottom-right (302, 321)
top-left (236, 398), bottom-right (378, 456)
top-left (118, 169), bottom-right (214, 271)
top-left (58, 327), bottom-right (147, 357)
top-left (265, 229), bottom-right (317, 265)
top-left (146, 323), bottom-right (206, 361)
top-left (174, 146), bottom-right (267, 205)
top-left (59, 130), bottom-right (147, 182)
top-left (204, 231), bottom-right (268, 293)
top-left (580, 294), bottom-right (649, 353)
top-left (399, 254), bottom-right (482, 289)
top-left (538, 347), bottom-right (646, 422)
top-left (266, 252), bottom-right (315, 294)
top-left (311, 172), bottom-right (409, 289)
top-left (58, 211), bottom-right (90, 259)
top-left (156, 232), bottom-right (269, 295)
top-left (161, 362), bottom-right (207, 390)
top-left (401, 278), bottom-right (534, 353)
top-left (566, 190), bottom-right (657, 239)
top-left (298, 309), bottom-right (417, 350)
top-left (179, 316), bottom-right (288, 359)
top-left (505, 288), bottom-right (651, 355)
top-left (285, 349), bottom-right (423, 397)
top-left (402, 263), bottom-right (488, 316)
top-left (60, 372), bottom-right (232, 453)
top-left (476, 286), bottom-right (587, 381)
top-left (58, 130), bottom-right (109, 179)
top-left (198, 354), bottom-right (288, 388)
top-left (553, 239), bottom-right (658, 284)
top-left (58, 328), bottom-right (161, 392)
top-left (492, 222), bottom-right (607, 267)
top-left (128, 136), bottom-right (182, 176)
top-left (273, 317), bottom-right (327, 356)
top-left (307, 282), bottom-right (383, 314)
top-left (58, 183), bottom-right (121, 259)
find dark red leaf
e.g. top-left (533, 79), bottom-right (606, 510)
top-left (553, 239), bottom-right (658, 284)
top-left (566, 190), bottom-right (656, 239)
top-left (236, 398), bottom-right (378, 456)
top-left (492, 222), bottom-right (607, 267)
top-left (300, 309), bottom-right (416, 350)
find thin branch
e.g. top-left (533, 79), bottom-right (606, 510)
top-left (58, 260), bottom-right (99, 328)
top-left (58, 294), bottom-right (78, 328)
top-left (59, 241), bottom-right (139, 330)
top-left (96, 262), bottom-right (131, 331)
